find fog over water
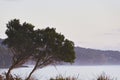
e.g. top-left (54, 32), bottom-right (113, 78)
top-left (0, 65), bottom-right (120, 80)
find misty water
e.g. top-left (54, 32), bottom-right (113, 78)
top-left (0, 65), bottom-right (120, 80)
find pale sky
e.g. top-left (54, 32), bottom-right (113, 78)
top-left (0, 0), bottom-right (120, 51)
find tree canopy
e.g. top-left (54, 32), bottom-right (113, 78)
top-left (3, 19), bottom-right (75, 80)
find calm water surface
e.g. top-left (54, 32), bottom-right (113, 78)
top-left (0, 65), bottom-right (120, 80)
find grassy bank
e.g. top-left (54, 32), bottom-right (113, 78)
top-left (0, 74), bottom-right (114, 80)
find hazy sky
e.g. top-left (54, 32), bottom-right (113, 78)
top-left (0, 0), bottom-right (120, 51)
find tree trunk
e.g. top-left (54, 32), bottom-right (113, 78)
top-left (26, 59), bottom-right (40, 80)
top-left (6, 65), bottom-right (14, 80)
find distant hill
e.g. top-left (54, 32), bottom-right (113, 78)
top-left (0, 39), bottom-right (120, 68)
top-left (0, 39), bottom-right (12, 68)
top-left (74, 47), bottom-right (120, 65)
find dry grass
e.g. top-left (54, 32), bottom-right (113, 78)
top-left (49, 75), bottom-right (78, 80)
top-left (0, 73), bottom-right (116, 80)
top-left (97, 74), bottom-right (113, 80)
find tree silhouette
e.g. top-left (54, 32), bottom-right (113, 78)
top-left (3, 19), bottom-right (35, 80)
top-left (26, 27), bottom-right (75, 80)
top-left (3, 19), bottom-right (75, 80)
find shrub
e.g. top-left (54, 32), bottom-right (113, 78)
top-left (97, 74), bottom-right (112, 80)
top-left (50, 75), bottom-right (77, 80)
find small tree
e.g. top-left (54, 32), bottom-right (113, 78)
top-left (3, 19), bottom-right (35, 80)
top-left (26, 27), bottom-right (75, 80)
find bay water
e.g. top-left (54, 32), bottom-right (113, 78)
top-left (0, 65), bottom-right (120, 80)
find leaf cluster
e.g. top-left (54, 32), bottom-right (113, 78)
top-left (3, 19), bottom-right (75, 65)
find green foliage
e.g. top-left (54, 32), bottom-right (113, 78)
top-left (3, 19), bottom-right (35, 65)
top-left (33, 27), bottom-right (75, 63)
top-left (4, 19), bottom-right (75, 65)
top-left (26, 27), bottom-right (75, 79)
top-left (3, 19), bottom-right (75, 80)
top-left (3, 19), bottom-right (36, 80)
top-left (5, 19), bottom-right (34, 48)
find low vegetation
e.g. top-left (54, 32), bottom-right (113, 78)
top-left (50, 75), bottom-right (78, 80)
top-left (0, 74), bottom-right (35, 80)
top-left (0, 73), bottom-right (115, 80)
top-left (97, 74), bottom-right (113, 80)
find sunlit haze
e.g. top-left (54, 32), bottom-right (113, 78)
top-left (0, 0), bottom-right (120, 51)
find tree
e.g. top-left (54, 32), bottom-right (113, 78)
top-left (4, 19), bottom-right (75, 80)
top-left (3, 19), bottom-right (35, 80)
top-left (26, 27), bottom-right (75, 80)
